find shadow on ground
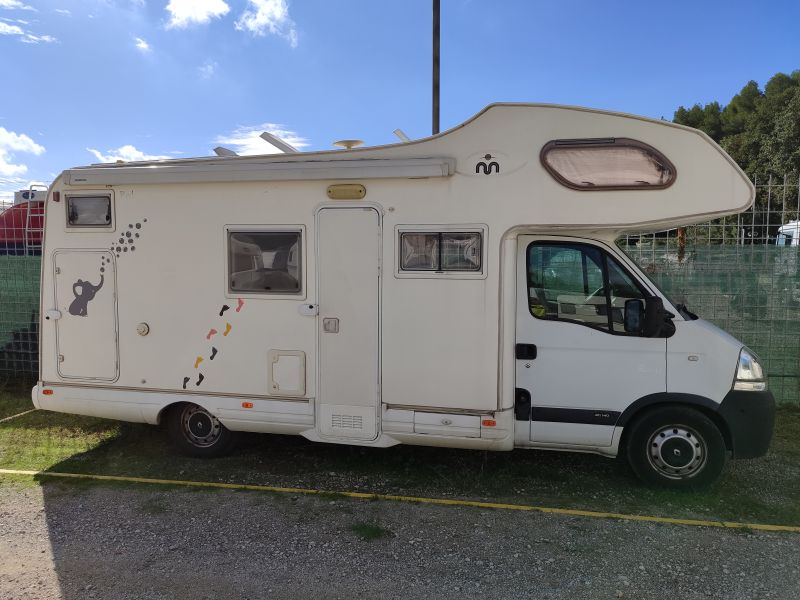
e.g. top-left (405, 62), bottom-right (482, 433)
top-left (31, 407), bottom-right (800, 527)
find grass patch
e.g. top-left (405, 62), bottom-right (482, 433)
top-left (0, 409), bottom-right (121, 471)
top-left (350, 521), bottom-right (392, 540)
top-left (0, 391), bottom-right (798, 528)
top-left (0, 389), bottom-right (34, 420)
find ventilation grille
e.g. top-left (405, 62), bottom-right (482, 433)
top-left (331, 414), bottom-right (363, 430)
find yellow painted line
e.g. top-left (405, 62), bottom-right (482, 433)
top-left (0, 409), bottom-right (37, 424)
top-left (1, 468), bottom-right (799, 534)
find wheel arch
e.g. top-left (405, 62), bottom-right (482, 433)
top-left (617, 393), bottom-right (733, 452)
top-left (156, 401), bottom-right (190, 426)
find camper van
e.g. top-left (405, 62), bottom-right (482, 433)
top-left (777, 221), bottom-right (800, 246)
top-left (33, 104), bottom-right (774, 489)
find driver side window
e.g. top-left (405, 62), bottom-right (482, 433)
top-left (526, 242), bottom-right (645, 333)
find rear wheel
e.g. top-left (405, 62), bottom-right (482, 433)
top-left (626, 405), bottom-right (726, 489)
top-left (167, 403), bottom-right (236, 457)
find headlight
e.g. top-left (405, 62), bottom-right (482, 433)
top-left (733, 348), bottom-right (767, 391)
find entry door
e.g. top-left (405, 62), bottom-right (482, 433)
top-left (316, 207), bottom-right (380, 440)
top-left (54, 250), bottom-right (118, 380)
top-left (515, 236), bottom-right (666, 446)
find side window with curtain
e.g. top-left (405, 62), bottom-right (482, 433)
top-left (526, 243), bottom-right (646, 333)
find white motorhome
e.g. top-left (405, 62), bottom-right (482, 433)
top-left (33, 104), bottom-right (774, 489)
top-left (777, 220), bottom-right (800, 246)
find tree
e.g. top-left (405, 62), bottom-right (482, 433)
top-left (674, 102), bottom-right (723, 141)
top-left (675, 71), bottom-right (800, 176)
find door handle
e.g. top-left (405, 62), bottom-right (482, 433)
top-left (515, 343), bottom-right (537, 360)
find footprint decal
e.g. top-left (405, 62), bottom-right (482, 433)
top-left (182, 298), bottom-right (242, 389)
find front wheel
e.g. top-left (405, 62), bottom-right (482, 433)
top-left (626, 406), bottom-right (727, 490)
top-left (167, 403), bottom-right (236, 458)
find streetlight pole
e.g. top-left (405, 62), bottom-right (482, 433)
top-left (432, 0), bottom-right (440, 135)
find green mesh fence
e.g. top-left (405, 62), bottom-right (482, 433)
top-left (623, 245), bottom-right (800, 405)
top-left (0, 255), bottom-right (40, 385)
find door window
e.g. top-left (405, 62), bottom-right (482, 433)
top-left (526, 242), bottom-right (646, 332)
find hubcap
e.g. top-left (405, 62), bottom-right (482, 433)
top-left (647, 425), bottom-right (706, 480)
top-left (180, 405), bottom-right (222, 447)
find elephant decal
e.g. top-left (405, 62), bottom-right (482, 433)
top-left (68, 275), bottom-right (104, 317)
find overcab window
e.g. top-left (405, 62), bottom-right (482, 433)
top-left (540, 138), bottom-right (676, 190)
top-left (228, 231), bottom-right (302, 294)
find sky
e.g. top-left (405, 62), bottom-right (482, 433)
top-left (2, 0), bottom-right (800, 203)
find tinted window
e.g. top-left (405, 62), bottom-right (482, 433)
top-left (229, 231), bottom-right (301, 294)
top-left (400, 231), bottom-right (481, 272)
top-left (67, 196), bottom-right (111, 226)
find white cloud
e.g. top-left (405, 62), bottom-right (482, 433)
top-left (0, 18), bottom-right (56, 43)
top-left (0, 176), bottom-right (26, 205)
top-left (214, 123), bottom-right (307, 155)
top-left (0, 127), bottom-right (45, 177)
top-left (20, 32), bottom-right (55, 43)
top-left (0, 1), bottom-right (36, 11)
top-left (198, 60), bottom-right (217, 79)
top-left (235, 0), bottom-right (297, 47)
top-left (87, 145), bottom-right (171, 163)
top-left (0, 20), bottom-right (22, 35)
top-left (165, 0), bottom-right (229, 29)
top-left (134, 36), bottom-right (150, 52)
top-left (54, 8), bottom-right (71, 15)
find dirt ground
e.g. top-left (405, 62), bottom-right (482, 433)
top-left (1, 482), bottom-right (798, 600)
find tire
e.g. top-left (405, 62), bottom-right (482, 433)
top-left (166, 403), bottom-right (236, 458)
top-left (626, 405), bottom-right (727, 490)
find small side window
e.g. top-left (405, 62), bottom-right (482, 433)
top-left (67, 195), bottom-right (112, 226)
top-left (229, 231), bottom-right (302, 294)
top-left (400, 231), bottom-right (481, 272)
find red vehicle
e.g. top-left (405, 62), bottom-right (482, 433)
top-left (0, 189), bottom-right (45, 256)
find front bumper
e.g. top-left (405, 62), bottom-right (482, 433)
top-left (718, 390), bottom-right (775, 458)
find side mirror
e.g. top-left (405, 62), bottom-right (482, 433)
top-left (643, 296), bottom-right (673, 337)
top-left (624, 299), bottom-right (645, 333)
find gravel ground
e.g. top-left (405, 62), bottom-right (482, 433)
top-left (0, 482), bottom-right (799, 600)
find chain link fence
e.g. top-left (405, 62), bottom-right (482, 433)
top-left (2, 177), bottom-right (799, 404)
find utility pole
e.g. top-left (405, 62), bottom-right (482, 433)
top-left (432, 0), bottom-right (440, 135)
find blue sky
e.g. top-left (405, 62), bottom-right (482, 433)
top-left (1, 0), bottom-right (800, 203)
